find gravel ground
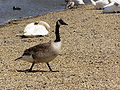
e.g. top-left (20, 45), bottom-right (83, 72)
top-left (0, 4), bottom-right (119, 90)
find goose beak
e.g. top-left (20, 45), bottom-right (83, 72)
top-left (61, 19), bottom-right (68, 25)
top-left (63, 23), bottom-right (68, 25)
top-left (58, 18), bottom-right (68, 25)
top-left (61, 21), bottom-right (68, 25)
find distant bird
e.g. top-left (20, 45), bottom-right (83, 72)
top-left (15, 19), bottom-right (68, 72)
top-left (23, 21), bottom-right (50, 37)
top-left (90, 0), bottom-right (111, 9)
top-left (65, 0), bottom-right (84, 9)
top-left (13, 6), bottom-right (21, 10)
top-left (103, 1), bottom-right (120, 13)
top-left (65, 0), bottom-right (75, 9)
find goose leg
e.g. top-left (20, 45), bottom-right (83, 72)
top-left (28, 62), bottom-right (35, 72)
top-left (46, 63), bottom-right (52, 71)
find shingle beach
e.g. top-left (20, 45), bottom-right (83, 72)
top-left (0, 4), bottom-right (119, 89)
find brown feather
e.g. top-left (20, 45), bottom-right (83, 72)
top-left (22, 42), bottom-right (51, 57)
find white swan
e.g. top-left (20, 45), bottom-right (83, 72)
top-left (65, 0), bottom-right (85, 5)
top-left (109, 0), bottom-right (117, 2)
top-left (90, 0), bottom-right (111, 9)
top-left (23, 21), bottom-right (50, 37)
top-left (103, 1), bottom-right (120, 13)
top-left (73, 0), bottom-right (85, 5)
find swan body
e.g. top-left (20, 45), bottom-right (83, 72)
top-left (90, 0), bottom-right (110, 9)
top-left (15, 19), bottom-right (68, 72)
top-left (73, 0), bottom-right (85, 5)
top-left (23, 21), bottom-right (50, 37)
top-left (103, 1), bottom-right (120, 13)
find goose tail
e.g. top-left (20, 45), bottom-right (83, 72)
top-left (15, 57), bottom-right (22, 61)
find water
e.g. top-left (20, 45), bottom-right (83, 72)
top-left (0, 0), bottom-right (90, 25)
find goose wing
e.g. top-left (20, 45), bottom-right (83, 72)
top-left (22, 42), bottom-right (53, 59)
top-left (22, 43), bottom-right (50, 57)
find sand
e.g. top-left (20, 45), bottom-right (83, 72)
top-left (0, 4), bottom-right (119, 89)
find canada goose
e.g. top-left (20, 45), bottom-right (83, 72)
top-left (13, 6), bottom-right (21, 10)
top-left (23, 21), bottom-right (50, 37)
top-left (90, 0), bottom-right (111, 9)
top-left (15, 19), bottom-right (68, 72)
top-left (103, 1), bottom-right (120, 13)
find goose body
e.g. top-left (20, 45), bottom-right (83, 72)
top-left (90, 0), bottom-right (110, 9)
top-left (103, 1), bottom-right (120, 13)
top-left (15, 19), bottom-right (68, 72)
top-left (20, 41), bottom-right (61, 63)
top-left (23, 21), bottom-right (50, 37)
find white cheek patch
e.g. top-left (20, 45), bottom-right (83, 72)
top-left (58, 21), bottom-right (62, 26)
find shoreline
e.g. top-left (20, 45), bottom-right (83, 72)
top-left (0, 4), bottom-right (119, 89)
top-left (0, 0), bottom-right (66, 25)
top-left (0, 8), bottom-right (65, 27)
top-left (0, 3), bottom-right (91, 28)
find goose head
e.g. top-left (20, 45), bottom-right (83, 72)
top-left (57, 19), bottom-right (68, 26)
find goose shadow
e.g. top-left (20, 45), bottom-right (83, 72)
top-left (16, 35), bottom-right (44, 38)
top-left (16, 69), bottom-right (59, 73)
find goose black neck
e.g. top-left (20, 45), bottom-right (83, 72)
top-left (54, 22), bottom-right (60, 42)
